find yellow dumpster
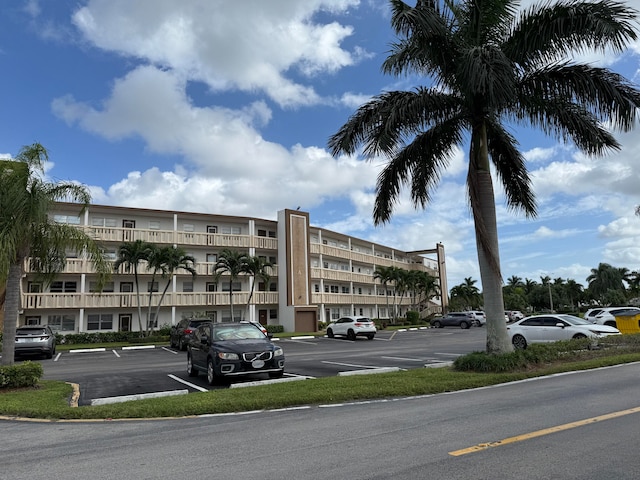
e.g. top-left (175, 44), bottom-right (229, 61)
top-left (613, 311), bottom-right (640, 334)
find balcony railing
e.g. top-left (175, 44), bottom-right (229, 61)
top-left (311, 293), bottom-right (414, 306)
top-left (22, 291), bottom-right (280, 310)
top-left (83, 226), bottom-right (277, 250)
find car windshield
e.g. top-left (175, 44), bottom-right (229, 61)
top-left (213, 325), bottom-right (266, 341)
top-left (16, 328), bottom-right (48, 335)
top-left (557, 315), bottom-right (591, 326)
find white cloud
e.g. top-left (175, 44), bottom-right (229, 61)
top-left (71, 0), bottom-right (362, 108)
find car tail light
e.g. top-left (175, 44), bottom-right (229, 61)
top-left (184, 328), bottom-right (194, 334)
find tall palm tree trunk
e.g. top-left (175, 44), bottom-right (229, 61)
top-left (1, 261), bottom-right (24, 365)
top-left (470, 124), bottom-right (511, 353)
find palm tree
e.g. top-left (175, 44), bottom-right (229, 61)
top-left (214, 249), bottom-right (249, 322)
top-left (586, 262), bottom-right (626, 304)
top-left (114, 240), bottom-right (153, 335)
top-left (244, 255), bottom-right (272, 321)
top-left (374, 266), bottom-right (395, 320)
top-left (150, 246), bottom-right (196, 331)
top-left (0, 143), bottom-right (110, 365)
top-left (328, 0), bottom-right (640, 353)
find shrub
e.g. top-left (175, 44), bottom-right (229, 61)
top-left (0, 361), bottom-right (43, 389)
top-left (406, 311), bottom-right (420, 325)
top-left (266, 325), bottom-right (284, 334)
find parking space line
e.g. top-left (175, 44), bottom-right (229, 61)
top-left (112, 349), bottom-right (120, 358)
top-left (53, 352), bottom-right (61, 362)
top-left (168, 374), bottom-right (208, 392)
top-left (381, 356), bottom-right (426, 362)
top-left (322, 360), bottom-right (381, 369)
top-left (162, 347), bottom-right (179, 354)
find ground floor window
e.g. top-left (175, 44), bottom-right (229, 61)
top-left (48, 314), bottom-right (76, 331)
top-left (25, 316), bottom-right (41, 325)
top-left (87, 313), bottom-right (113, 330)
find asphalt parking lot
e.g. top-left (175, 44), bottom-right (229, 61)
top-left (34, 327), bottom-right (487, 406)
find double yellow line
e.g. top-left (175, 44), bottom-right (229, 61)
top-left (449, 405), bottom-right (640, 456)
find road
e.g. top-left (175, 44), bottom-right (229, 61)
top-left (3, 362), bottom-right (640, 479)
top-left (40, 327), bottom-right (487, 405)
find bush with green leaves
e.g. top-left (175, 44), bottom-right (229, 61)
top-left (0, 361), bottom-right (43, 389)
top-left (266, 325), bottom-right (284, 334)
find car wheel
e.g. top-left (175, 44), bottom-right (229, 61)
top-left (432, 320), bottom-right (442, 328)
top-left (178, 337), bottom-right (185, 351)
top-left (45, 350), bottom-right (53, 359)
top-left (207, 358), bottom-right (218, 385)
top-left (367, 334), bottom-right (375, 340)
top-left (269, 370), bottom-right (284, 379)
top-left (187, 354), bottom-right (199, 377)
top-left (347, 329), bottom-right (356, 341)
top-left (460, 321), bottom-right (469, 329)
top-left (604, 321), bottom-right (617, 328)
top-left (169, 336), bottom-right (176, 348)
top-left (512, 334), bottom-right (527, 350)
top-left (327, 328), bottom-right (334, 338)
top-left (573, 333), bottom-right (587, 340)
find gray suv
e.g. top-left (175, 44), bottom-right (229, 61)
top-left (14, 325), bottom-right (57, 359)
top-left (431, 312), bottom-right (474, 329)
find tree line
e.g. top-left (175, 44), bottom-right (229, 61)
top-left (449, 263), bottom-right (639, 313)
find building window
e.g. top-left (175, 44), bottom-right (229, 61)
top-left (149, 221), bottom-right (160, 230)
top-left (341, 286), bottom-right (350, 294)
top-left (25, 316), bottom-right (41, 325)
top-left (48, 314), bottom-right (75, 331)
top-left (330, 308), bottom-right (340, 320)
top-left (258, 229), bottom-right (267, 237)
top-left (206, 282), bottom-right (218, 292)
top-left (269, 309), bottom-right (278, 320)
top-left (220, 226), bottom-right (241, 235)
top-left (330, 285), bottom-right (339, 293)
top-left (206, 253), bottom-right (217, 263)
top-left (268, 231), bottom-right (276, 238)
top-left (87, 314), bottom-right (113, 330)
top-left (183, 223), bottom-right (195, 232)
top-left (92, 217), bottom-right (117, 227)
top-left (89, 281), bottom-right (114, 293)
top-left (28, 282), bottom-right (42, 293)
top-left (269, 282), bottom-right (277, 292)
top-left (207, 225), bottom-right (217, 233)
top-left (147, 282), bottom-right (159, 292)
top-left (50, 281), bottom-right (77, 293)
top-left (120, 282), bottom-right (134, 293)
top-left (53, 215), bottom-right (80, 225)
top-left (222, 282), bottom-right (241, 292)
top-left (314, 284), bottom-right (320, 293)
top-left (183, 281), bottom-right (193, 292)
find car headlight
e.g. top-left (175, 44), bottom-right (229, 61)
top-left (274, 347), bottom-right (284, 357)
top-left (217, 352), bottom-right (239, 360)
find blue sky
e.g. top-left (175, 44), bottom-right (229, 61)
top-left (2, 0), bottom-right (640, 291)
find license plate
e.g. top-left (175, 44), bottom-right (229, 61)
top-left (252, 360), bottom-right (265, 369)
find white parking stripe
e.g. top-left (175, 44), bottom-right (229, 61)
top-left (381, 356), bottom-right (426, 362)
top-left (322, 360), bottom-right (380, 369)
top-left (53, 352), bottom-right (61, 362)
top-left (168, 374), bottom-right (208, 392)
top-left (162, 347), bottom-right (179, 354)
top-left (112, 349), bottom-right (120, 358)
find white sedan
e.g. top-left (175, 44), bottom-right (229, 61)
top-left (507, 314), bottom-right (620, 349)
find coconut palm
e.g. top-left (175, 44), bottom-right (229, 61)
top-left (329, 0), bottom-right (640, 353)
top-left (214, 249), bottom-right (249, 322)
top-left (0, 143), bottom-right (110, 365)
top-left (148, 245), bottom-right (196, 335)
top-left (374, 266), bottom-right (399, 321)
top-left (586, 262), bottom-right (626, 303)
top-left (114, 240), bottom-right (154, 335)
top-left (244, 255), bottom-right (272, 321)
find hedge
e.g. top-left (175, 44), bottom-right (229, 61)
top-left (0, 361), bottom-right (44, 389)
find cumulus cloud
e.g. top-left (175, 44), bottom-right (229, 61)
top-left (71, 0), bottom-right (361, 108)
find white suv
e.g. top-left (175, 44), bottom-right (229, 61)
top-left (584, 307), bottom-right (640, 327)
top-left (465, 311), bottom-right (486, 326)
top-left (326, 316), bottom-right (376, 340)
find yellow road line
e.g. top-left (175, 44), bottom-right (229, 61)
top-left (449, 406), bottom-right (640, 456)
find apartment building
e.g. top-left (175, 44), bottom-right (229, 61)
top-left (18, 204), bottom-right (447, 333)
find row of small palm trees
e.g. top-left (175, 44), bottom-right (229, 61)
top-left (113, 241), bottom-right (273, 335)
top-left (373, 265), bottom-right (440, 322)
top-left (449, 263), bottom-right (640, 313)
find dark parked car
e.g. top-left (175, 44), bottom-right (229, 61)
top-left (430, 312), bottom-right (474, 329)
top-left (14, 325), bottom-right (57, 359)
top-left (187, 322), bottom-right (285, 385)
top-left (170, 318), bottom-right (210, 350)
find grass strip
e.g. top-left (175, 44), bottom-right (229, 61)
top-left (2, 353), bottom-right (640, 421)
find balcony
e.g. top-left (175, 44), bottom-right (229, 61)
top-left (311, 293), bottom-right (415, 306)
top-left (311, 268), bottom-right (373, 284)
top-left (83, 226), bottom-right (277, 250)
top-left (21, 291), bottom-right (280, 310)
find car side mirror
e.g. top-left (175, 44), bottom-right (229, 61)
top-left (555, 323), bottom-right (565, 328)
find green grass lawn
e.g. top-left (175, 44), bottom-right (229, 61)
top-left (3, 350), bottom-right (640, 421)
